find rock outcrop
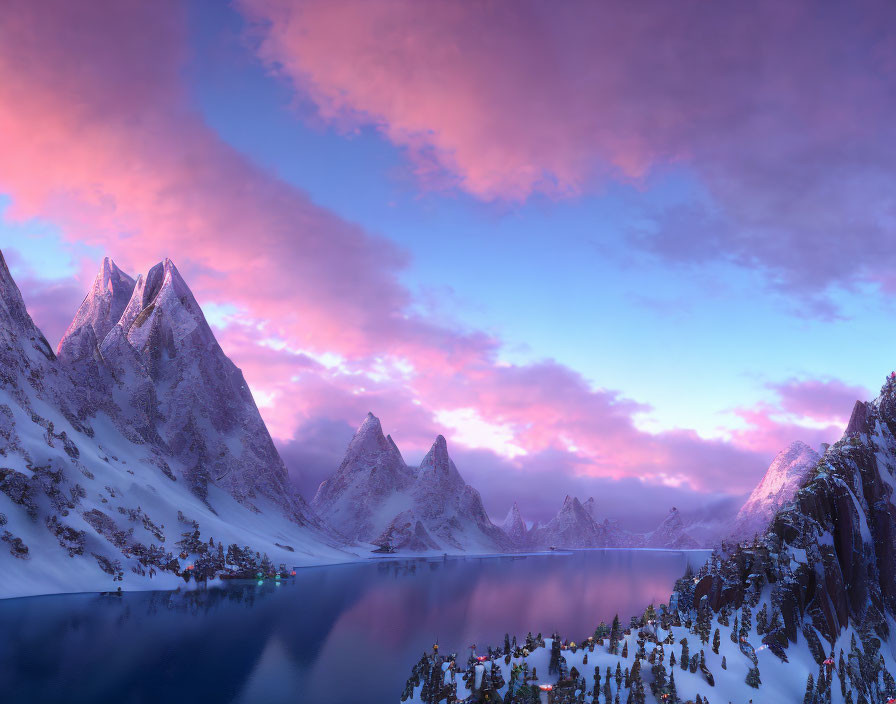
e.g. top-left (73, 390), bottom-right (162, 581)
top-left (685, 377), bottom-right (896, 645)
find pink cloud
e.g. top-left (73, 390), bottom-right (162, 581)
top-left (768, 378), bottom-right (871, 424)
top-left (240, 0), bottom-right (896, 299)
top-left (0, 1), bottom-right (860, 514)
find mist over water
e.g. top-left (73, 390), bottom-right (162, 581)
top-left (0, 550), bottom-right (709, 704)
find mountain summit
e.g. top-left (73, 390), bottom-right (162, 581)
top-left (57, 257), bottom-right (135, 360)
top-left (731, 440), bottom-right (820, 541)
top-left (314, 416), bottom-right (510, 552)
top-left (0, 252), bottom-right (348, 598)
top-left (57, 257), bottom-right (320, 522)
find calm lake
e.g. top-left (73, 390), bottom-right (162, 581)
top-left (0, 549), bottom-right (709, 704)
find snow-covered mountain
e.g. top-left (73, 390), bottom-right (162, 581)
top-left (530, 495), bottom-right (618, 549)
top-left (729, 439), bottom-right (820, 543)
top-left (643, 506), bottom-right (700, 549)
top-left (313, 414), bottom-right (511, 553)
top-left (0, 253), bottom-right (350, 599)
top-left (525, 498), bottom-right (706, 550)
top-left (312, 412), bottom-right (414, 541)
top-left (500, 502), bottom-right (530, 548)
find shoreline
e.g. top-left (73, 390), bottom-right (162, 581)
top-left (0, 547), bottom-right (712, 602)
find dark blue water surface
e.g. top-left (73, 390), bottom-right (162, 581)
top-left (0, 550), bottom-right (709, 704)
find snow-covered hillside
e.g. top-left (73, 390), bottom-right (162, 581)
top-left (0, 253), bottom-right (353, 599)
top-left (313, 414), bottom-right (512, 553)
top-left (402, 375), bottom-right (896, 703)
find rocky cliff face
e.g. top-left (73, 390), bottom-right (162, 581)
top-left (314, 415), bottom-right (511, 552)
top-left (686, 377), bottom-right (896, 646)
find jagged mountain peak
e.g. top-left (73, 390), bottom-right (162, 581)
top-left (502, 502), bottom-right (523, 527)
top-left (645, 505), bottom-right (699, 549)
top-left (419, 435), bottom-right (454, 475)
top-left (58, 257), bottom-right (136, 359)
top-left (732, 440), bottom-right (820, 542)
top-left (338, 412), bottom-right (406, 471)
top-left (313, 415), bottom-right (508, 552)
top-left (583, 496), bottom-right (596, 517)
top-left (55, 255), bottom-right (315, 520)
top-left (501, 502), bottom-right (529, 547)
top-left (115, 258), bottom-right (213, 354)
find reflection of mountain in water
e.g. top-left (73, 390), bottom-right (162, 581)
top-left (0, 551), bottom-right (706, 704)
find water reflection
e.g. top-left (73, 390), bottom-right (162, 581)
top-left (0, 550), bottom-right (709, 704)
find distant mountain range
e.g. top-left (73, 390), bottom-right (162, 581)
top-left (0, 252), bottom-right (836, 597)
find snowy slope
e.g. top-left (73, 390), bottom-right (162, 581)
top-left (0, 253), bottom-right (354, 599)
top-left (401, 373), bottom-right (896, 703)
top-left (731, 440), bottom-right (820, 542)
top-left (314, 415), bottom-right (512, 553)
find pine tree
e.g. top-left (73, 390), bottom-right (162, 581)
top-left (718, 605), bottom-right (730, 627)
top-left (740, 604), bottom-right (752, 636)
top-left (883, 664), bottom-right (896, 693)
top-left (603, 666), bottom-right (612, 703)
top-left (680, 638), bottom-right (689, 670)
top-left (593, 666), bottom-right (601, 697)
top-left (696, 596), bottom-right (711, 644)
top-left (731, 616), bottom-right (739, 643)
top-left (669, 651), bottom-right (676, 668)
top-left (610, 614), bottom-right (621, 654)
top-left (756, 603), bottom-right (769, 635)
top-left (804, 673), bottom-right (814, 704)
top-left (712, 628), bottom-right (720, 654)
top-left (504, 633), bottom-right (510, 655)
top-left (549, 638), bottom-right (561, 675)
top-left (668, 667), bottom-right (678, 703)
top-left (615, 662), bottom-right (623, 688)
top-left (721, 656), bottom-right (726, 670)
top-left (838, 651), bottom-right (847, 697)
top-left (621, 640), bottom-right (628, 658)
top-left (746, 665), bottom-right (761, 688)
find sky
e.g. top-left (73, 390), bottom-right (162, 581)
top-left (1, 0), bottom-right (894, 529)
